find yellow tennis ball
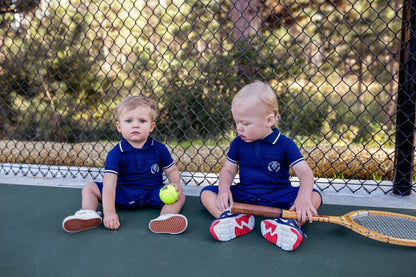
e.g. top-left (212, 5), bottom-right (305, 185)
top-left (159, 185), bottom-right (178, 204)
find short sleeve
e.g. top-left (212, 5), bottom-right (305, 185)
top-left (104, 146), bottom-right (121, 175)
top-left (226, 137), bottom-right (240, 164)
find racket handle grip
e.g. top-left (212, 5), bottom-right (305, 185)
top-left (231, 202), bottom-right (334, 224)
top-left (230, 202), bottom-right (305, 220)
top-left (231, 202), bottom-right (286, 218)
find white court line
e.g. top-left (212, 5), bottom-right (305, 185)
top-left (1, 163), bottom-right (415, 209)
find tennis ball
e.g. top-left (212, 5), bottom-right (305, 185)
top-left (159, 185), bottom-right (178, 204)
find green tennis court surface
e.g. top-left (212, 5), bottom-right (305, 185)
top-left (1, 184), bottom-right (415, 277)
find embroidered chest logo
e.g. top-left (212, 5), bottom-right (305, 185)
top-left (267, 161), bottom-right (280, 172)
top-left (151, 164), bottom-right (160, 174)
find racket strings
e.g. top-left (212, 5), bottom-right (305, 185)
top-left (352, 214), bottom-right (416, 240)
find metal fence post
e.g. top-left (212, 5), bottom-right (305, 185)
top-left (393, 0), bottom-right (416, 195)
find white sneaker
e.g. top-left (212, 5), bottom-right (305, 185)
top-left (209, 210), bottom-right (255, 241)
top-left (62, 210), bottom-right (102, 233)
top-left (149, 214), bottom-right (188, 234)
top-left (261, 218), bottom-right (306, 251)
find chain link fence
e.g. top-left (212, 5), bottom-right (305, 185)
top-left (1, 0), bottom-right (415, 195)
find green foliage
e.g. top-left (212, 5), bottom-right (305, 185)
top-left (0, 0), bottom-right (399, 151)
top-left (156, 54), bottom-right (237, 141)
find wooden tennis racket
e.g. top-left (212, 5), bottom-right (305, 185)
top-left (230, 202), bottom-right (416, 247)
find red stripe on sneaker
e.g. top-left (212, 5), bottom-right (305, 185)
top-left (263, 221), bottom-right (278, 244)
top-left (209, 220), bottom-right (220, 240)
top-left (234, 215), bottom-right (253, 237)
top-left (290, 228), bottom-right (303, 250)
top-left (235, 214), bottom-right (250, 225)
top-left (235, 225), bottom-right (252, 237)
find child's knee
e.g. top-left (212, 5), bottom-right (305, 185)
top-left (200, 190), bottom-right (216, 205)
top-left (177, 192), bottom-right (186, 204)
top-left (82, 182), bottom-right (99, 196)
top-left (312, 191), bottom-right (323, 209)
top-left (200, 189), bottom-right (209, 200)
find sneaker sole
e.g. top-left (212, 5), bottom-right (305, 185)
top-left (210, 214), bottom-right (254, 241)
top-left (63, 218), bottom-right (102, 233)
top-left (149, 215), bottom-right (188, 234)
top-left (261, 220), bottom-right (303, 251)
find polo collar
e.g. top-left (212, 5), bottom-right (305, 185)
top-left (263, 128), bottom-right (281, 145)
top-left (118, 137), bottom-right (154, 152)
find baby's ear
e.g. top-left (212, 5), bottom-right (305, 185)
top-left (150, 121), bottom-right (156, 132)
top-left (116, 121), bottom-right (122, 132)
top-left (266, 113), bottom-right (276, 127)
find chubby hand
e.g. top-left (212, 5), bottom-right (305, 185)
top-left (171, 183), bottom-right (183, 195)
top-left (104, 211), bottom-right (120, 230)
top-left (216, 189), bottom-right (233, 212)
top-left (290, 197), bottom-right (318, 224)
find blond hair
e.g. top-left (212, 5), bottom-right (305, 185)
top-left (115, 95), bottom-right (158, 121)
top-left (233, 81), bottom-right (280, 123)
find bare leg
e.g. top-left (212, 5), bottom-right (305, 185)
top-left (62, 182), bottom-right (102, 233)
top-left (200, 190), bottom-right (222, 218)
top-left (150, 193), bottom-right (187, 234)
top-left (160, 193), bottom-right (186, 215)
top-left (311, 191), bottom-right (322, 210)
top-left (81, 182), bottom-right (102, 211)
